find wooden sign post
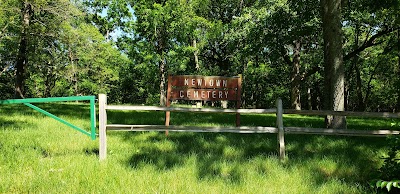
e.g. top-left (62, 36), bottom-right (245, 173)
top-left (165, 75), bottom-right (242, 132)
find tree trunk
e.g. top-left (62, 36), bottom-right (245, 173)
top-left (352, 24), bottom-right (366, 111)
top-left (154, 20), bottom-right (167, 106)
top-left (397, 29), bottom-right (400, 112)
top-left (307, 87), bottom-right (312, 110)
top-left (68, 46), bottom-right (79, 96)
top-left (242, 58), bottom-right (247, 108)
top-left (312, 81), bottom-right (322, 110)
top-left (14, 2), bottom-right (32, 99)
top-left (290, 40), bottom-right (302, 110)
top-left (159, 54), bottom-right (167, 106)
top-left (321, 0), bottom-right (347, 129)
top-left (44, 76), bottom-right (54, 97)
top-left (354, 63), bottom-right (366, 111)
top-left (193, 39), bottom-right (199, 71)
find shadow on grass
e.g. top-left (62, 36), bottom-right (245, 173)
top-left (120, 132), bottom-right (387, 187)
top-left (124, 132), bottom-right (277, 183)
top-left (0, 103), bottom-right (90, 118)
top-left (0, 104), bottom-right (35, 116)
top-left (104, 110), bottom-right (395, 186)
top-left (0, 107), bottom-right (36, 130)
top-left (31, 103), bottom-right (91, 118)
top-left (0, 118), bottom-right (32, 131)
top-left (117, 131), bottom-right (388, 186)
top-left (285, 135), bottom-right (387, 183)
top-left (84, 147), bottom-right (100, 156)
top-left (3, 103), bottom-right (390, 187)
top-left (0, 103), bottom-right (92, 132)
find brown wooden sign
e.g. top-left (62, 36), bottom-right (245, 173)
top-left (166, 75), bottom-right (242, 129)
top-left (168, 75), bottom-right (241, 101)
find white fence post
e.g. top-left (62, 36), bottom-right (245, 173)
top-left (99, 94), bottom-right (107, 160)
top-left (276, 98), bottom-right (286, 161)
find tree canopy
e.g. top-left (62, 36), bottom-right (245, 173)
top-left (1, 0), bottom-right (400, 118)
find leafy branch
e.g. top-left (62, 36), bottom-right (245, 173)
top-left (344, 26), bottom-right (399, 61)
top-left (371, 180), bottom-right (400, 192)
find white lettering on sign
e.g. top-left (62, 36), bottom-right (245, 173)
top-left (209, 79), bottom-right (214, 87)
top-left (176, 90), bottom-right (231, 100)
top-left (183, 78), bottom-right (229, 88)
top-left (216, 80), bottom-right (227, 87)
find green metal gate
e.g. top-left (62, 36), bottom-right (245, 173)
top-left (0, 96), bottom-right (96, 140)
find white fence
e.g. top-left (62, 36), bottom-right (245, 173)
top-left (98, 94), bottom-right (400, 160)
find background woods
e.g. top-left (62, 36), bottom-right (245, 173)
top-left (1, 0), bottom-right (400, 113)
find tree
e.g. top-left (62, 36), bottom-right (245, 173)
top-left (5, 0), bottom-right (396, 112)
top-left (0, 0), bottom-right (18, 99)
top-left (14, 1), bottom-right (32, 98)
top-left (273, 0), bottom-right (321, 110)
top-left (58, 22), bottom-right (127, 98)
top-left (100, 0), bottom-right (209, 105)
top-left (1, 0), bottom-right (84, 98)
top-left (0, 0), bottom-right (127, 99)
top-left (130, 0), bottom-right (178, 106)
top-left (321, 0), bottom-right (347, 128)
top-left (342, 0), bottom-right (400, 111)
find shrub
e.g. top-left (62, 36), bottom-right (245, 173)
top-left (371, 136), bottom-right (400, 193)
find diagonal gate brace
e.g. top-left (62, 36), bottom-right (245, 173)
top-left (0, 96), bottom-right (96, 140)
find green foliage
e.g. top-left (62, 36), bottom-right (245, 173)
top-left (84, 0), bottom-right (132, 39)
top-left (1, 0), bottom-right (400, 112)
top-left (371, 180), bottom-right (400, 192)
top-left (342, 0), bottom-right (400, 111)
top-left (379, 136), bottom-right (400, 180)
top-left (370, 136), bottom-right (400, 193)
top-left (0, 0), bottom-right (130, 99)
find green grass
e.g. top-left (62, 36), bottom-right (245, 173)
top-left (1, 103), bottom-right (398, 193)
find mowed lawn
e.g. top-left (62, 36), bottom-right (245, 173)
top-left (1, 103), bottom-right (399, 193)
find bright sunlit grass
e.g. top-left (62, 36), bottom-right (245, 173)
top-left (0, 103), bottom-right (396, 193)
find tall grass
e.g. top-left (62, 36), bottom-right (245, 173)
top-left (0, 103), bottom-right (397, 193)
